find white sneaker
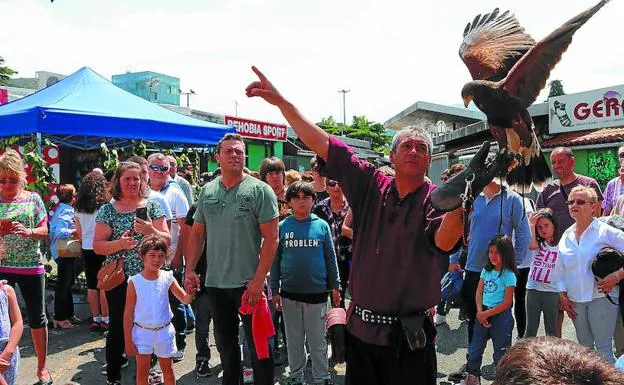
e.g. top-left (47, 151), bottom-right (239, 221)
top-left (434, 313), bottom-right (447, 326)
top-left (243, 367), bottom-right (254, 384)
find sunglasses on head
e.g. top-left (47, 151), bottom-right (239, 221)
top-left (149, 165), bottom-right (170, 172)
top-left (327, 180), bottom-right (338, 187)
top-left (566, 199), bottom-right (594, 206)
top-left (0, 178), bottom-right (19, 185)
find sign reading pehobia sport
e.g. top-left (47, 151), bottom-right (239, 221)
top-left (549, 84), bottom-right (624, 133)
top-left (224, 115), bottom-right (288, 142)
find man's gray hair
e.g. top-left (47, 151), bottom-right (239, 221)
top-left (551, 147), bottom-right (573, 159)
top-left (391, 126), bottom-right (433, 155)
top-left (147, 153), bottom-right (167, 164)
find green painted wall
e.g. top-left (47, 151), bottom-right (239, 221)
top-left (247, 143), bottom-right (266, 171)
top-left (274, 142), bottom-right (284, 160)
top-left (574, 149), bottom-right (589, 176)
top-left (205, 140), bottom-right (284, 172)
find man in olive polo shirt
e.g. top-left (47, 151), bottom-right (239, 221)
top-left (185, 133), bottom-right (279, 385)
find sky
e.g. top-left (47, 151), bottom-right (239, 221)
top-left (1, 0), bottom-right (622, 126)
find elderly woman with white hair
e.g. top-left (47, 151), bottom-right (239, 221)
top-left (557, 185), bottom-right (624, 363)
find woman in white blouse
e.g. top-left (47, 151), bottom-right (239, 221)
top-left (558, 185), bottom-right (624, 363)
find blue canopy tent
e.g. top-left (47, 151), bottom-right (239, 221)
top-left (0, 67), bottom-right (234, 150)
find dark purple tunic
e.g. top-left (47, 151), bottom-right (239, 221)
top-left (319, 136), bottom-right (450, 346)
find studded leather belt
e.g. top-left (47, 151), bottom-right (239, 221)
top-left (354, 305), bottom-right (399, 325)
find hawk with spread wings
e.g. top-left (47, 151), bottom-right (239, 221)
top-left (459, 0), bottom-right (610, 193)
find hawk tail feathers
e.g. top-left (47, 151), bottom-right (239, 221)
top-left (506, 150), bottom-right (552, 193)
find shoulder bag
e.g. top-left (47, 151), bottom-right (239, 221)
top-left (57, 235), bottom-right (82, 258)
top-left (97, 256), bottom-right (126, 291)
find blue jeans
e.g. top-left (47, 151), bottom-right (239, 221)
top-left (467, 308), bottom-right (514, 376)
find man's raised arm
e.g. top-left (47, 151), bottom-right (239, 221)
top-left (246, 66), bottom-right (329, 160)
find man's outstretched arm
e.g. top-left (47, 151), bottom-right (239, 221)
top-left (246, 66), bottom-right (329, 160)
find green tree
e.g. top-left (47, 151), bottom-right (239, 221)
top-left (317, 115), bottom-right (390, 153)
top-left (548, 80), bottom-right (566, 97)
top-left (0, 56), bottom-right (17, 85)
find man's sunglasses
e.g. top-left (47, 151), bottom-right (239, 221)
top-left (327, 180), bottom-right (338, 187)
top-left (566, 199), bottom-right (594, 206)
top-left (149, 165), bottom-right (170, 172)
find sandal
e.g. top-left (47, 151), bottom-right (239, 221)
top-left (148, 369), bottom-right (163, 385)
top-left (53, 320), bottom-right (74, 329)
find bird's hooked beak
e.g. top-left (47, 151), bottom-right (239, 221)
top-left (463, 95), bottom-right (473, 108)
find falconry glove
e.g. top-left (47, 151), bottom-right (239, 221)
top-left (430, 141), bottom-right (512, 212)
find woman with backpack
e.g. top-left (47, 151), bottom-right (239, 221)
top-left (557, 185), bottom-right (624, 363)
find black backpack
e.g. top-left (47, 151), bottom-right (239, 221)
top-left (592, 247), bottom-right (624, 306)
top-left (592, 247), bottom-right (624, 282)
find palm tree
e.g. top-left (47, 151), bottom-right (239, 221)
top-left (0, 56), bottom-right (17, 85)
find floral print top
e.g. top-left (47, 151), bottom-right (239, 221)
top-left (95, 200), bottom-right (164, 277)
top-left (0, 191), bottom-right (47, 275)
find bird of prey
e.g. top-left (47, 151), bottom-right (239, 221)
top-left (459, 0), bottom-right (610, 193)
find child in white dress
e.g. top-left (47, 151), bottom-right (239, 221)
top-left (123, 234), bottom-right (196, 385)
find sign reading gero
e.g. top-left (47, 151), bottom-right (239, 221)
top-left (549, 85), bottom-right (624, 133)
top-left (224, 116), bottom-right (288, 142)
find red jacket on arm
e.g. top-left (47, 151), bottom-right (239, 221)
top-left (239, 293), bottom-right (275, 359)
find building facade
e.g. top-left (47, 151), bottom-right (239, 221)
top-left (112, 71), bottom-right (180, 105)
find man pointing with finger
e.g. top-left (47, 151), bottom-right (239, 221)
top-left (246, 66), bottom-right (468, 385)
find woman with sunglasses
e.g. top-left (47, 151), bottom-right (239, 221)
top-left (93, 161), bottom-right (170, 385)
top-left (557, 185), bottom-right (624, 363)
top-left (0, 149), bottom-right (52, 385)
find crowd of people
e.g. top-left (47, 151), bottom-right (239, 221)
top-left (0, 66), bottom-right (623, 385)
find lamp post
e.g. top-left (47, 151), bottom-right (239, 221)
top-left (338, 89), bottom-right (350, 136)
top-left (179, 89), bottom-right (196, 108)
top-left (234, 100), bottom-right (239, 117)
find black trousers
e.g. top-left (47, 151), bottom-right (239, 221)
top-left (54, 257), bottom-right (76, 321)
top-left (193, 288), bottom-right (212, 362)
top-left (514, 267), bottom-right (530, 338)
top-left (344, 320), bottom-right (437, 385)
top-left (338, 259), bottom-right (351, 308)
top-left (436, 255), bottom-right (451, 316)
top-left (105, 280), bottom-right (127, 382)
top-left (169, 269), bottom-right (187, 352)
top-left (207, 286), bottom-right (274, 385)
top-left (461, 270), bottom-right (482, 347)
top-left (0, 272), bottom-right (47, 328)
